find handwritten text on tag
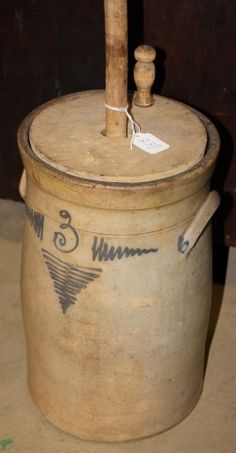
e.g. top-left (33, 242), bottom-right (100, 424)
top-left (133, 133), bottom-right (170, 155)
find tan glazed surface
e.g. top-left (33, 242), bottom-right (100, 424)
top-left (18, 92), bottom-right (220, 442)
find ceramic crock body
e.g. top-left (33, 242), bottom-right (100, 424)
top-left (18, 100), bottom-right (220, 442)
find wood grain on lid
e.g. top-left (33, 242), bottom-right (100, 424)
top-left (29, 91), bottom-right (207, 183)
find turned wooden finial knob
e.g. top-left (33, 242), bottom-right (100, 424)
top-left (133, 45), bottom-right (156, 107)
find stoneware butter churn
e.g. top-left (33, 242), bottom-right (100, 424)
top-left (17, 0), bottom-right (220, 442)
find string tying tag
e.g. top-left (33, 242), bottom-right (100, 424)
top-left (105, 104), bottom-right (141, 149)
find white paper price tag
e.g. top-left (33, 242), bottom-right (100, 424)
top-left (133, 133), bottom-right (169, 154)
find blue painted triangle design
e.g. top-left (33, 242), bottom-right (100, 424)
top-left (42, 249), bottom-right (102, 313)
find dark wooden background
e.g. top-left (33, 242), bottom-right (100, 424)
top-left (0, 0), bottom-right (235, 246)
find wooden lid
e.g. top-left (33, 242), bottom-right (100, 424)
top-left (29, 90), bottom-right (207, 183)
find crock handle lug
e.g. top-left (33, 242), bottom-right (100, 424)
top-left (19, 169), bottom-right (27, 201)
top-left (178, 191), bottom-right (220, 256)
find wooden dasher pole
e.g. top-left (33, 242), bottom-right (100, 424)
top-left (104, 0), bottom-right (128, 137)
